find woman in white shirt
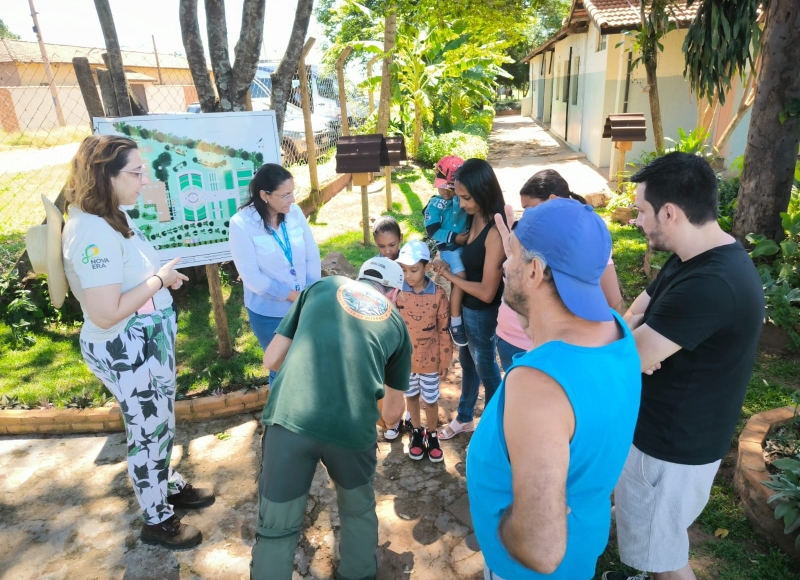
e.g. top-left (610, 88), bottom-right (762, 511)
top-left (229, 164), bottom-right (321, 383)
top-left (62, 135), bottom-right (212, 551)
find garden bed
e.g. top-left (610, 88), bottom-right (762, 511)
top-left (735, 406), bottom-right (800, 559)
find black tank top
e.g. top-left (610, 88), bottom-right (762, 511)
top-left (462, 221), bottom-right (503, 310)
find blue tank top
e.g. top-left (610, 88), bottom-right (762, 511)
top-left (467, 312), bottom-right (641, 579)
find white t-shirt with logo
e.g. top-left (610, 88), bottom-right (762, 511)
top-left (62, 206), bottom-right (172, 342)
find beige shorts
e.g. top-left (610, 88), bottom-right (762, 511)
top-left (614, 445), bottom-right (720, 573)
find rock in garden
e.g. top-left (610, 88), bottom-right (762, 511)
top-left (584, 193), bottom-right (608, 208)
top-left (321, 252), bottom-right (357, 279)
top-left (611, 207), bottom-right (635, 224)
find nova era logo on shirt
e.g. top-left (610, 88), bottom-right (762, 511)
top-left (82, 244), bottom-right (109, 269)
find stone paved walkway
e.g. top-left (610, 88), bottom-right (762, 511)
top-left (0, 115), bottom-right (613, 580)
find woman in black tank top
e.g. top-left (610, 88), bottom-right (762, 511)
top-left (432, 159), bottom-right (507, 440)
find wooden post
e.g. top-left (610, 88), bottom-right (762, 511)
top-left (93, 0), bottom-right (133, 117)
top-left (27, 0), bottom-right (66, 127)
top-left (102, 53), bottom-right (146, 115)
top-left (361, 185), bottom-right (371, 246)
top-left (151, 35), bottom-right (164, 85)
top-left (205, 263), bottom-right (233, 359)
top-left (298, 38), bottom-right (319, 196)
top-left (72, 57), bottom-right (105, 119)
top-left (385, 166), bottom-right (392, 211)
top-left (615, 141), bottom-right (632, 182)
top-left (96, 69), bottom-right (119, 116)
top-left (336, 46), bottom-right (352, 137)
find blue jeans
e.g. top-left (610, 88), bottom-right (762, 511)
top-left (456, 305), bottom-right (502, 424)
top-left (496, 337), bottom-right (526, 374)
top-left (247, 308), bottom-right (283, 385)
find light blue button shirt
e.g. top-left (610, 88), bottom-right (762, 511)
top-left (229, 204), bottom-right (321, 317)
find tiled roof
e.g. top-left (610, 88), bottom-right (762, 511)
top-left (584, 0), bottom-right (699, 32)
top-left (0, 39), bottom-right (191, 69)
top-left (520, 0), bottom-right (698, 63)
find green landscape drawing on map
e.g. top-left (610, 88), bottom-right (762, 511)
top-left (113, 122), bottom-right (263, 251)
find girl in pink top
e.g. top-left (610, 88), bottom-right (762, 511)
top-left (496, 169), bottom-right (626, 371)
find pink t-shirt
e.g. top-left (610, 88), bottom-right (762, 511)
top-left (496, 253), bottom-right (615, 351)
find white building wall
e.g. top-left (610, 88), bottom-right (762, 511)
top-left (580, 26), bottom-right (615, 167)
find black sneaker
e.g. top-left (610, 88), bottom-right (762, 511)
top-left (409, 427), bottom-right (426, 461)
top-left (450, 324), bottom-right (468, 347)
top-left (601, 573), bottom-right (650, 580)
top-left (141, 515), bottom-right (202, 550)
top-left (426, 430), bottom-right (443, 463)
top-left (167, 484), bottom-right (215, 509)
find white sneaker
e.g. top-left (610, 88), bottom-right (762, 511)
top-left (383, 422), bottom-right (401, 441)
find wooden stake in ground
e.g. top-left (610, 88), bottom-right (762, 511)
top-left (336, 46), bottom-right (352, 137)
top-left (72, 57), bottom-right (105, 119)
top-left (361, 185), bottom-right (371, 246)
top-left (298, 38), bottom-right (319, 196)
top-left (385, 166), bottom-right (392, 211)
top-left (93, 0), bottom-right (133, 117)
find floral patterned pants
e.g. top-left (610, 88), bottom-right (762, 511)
top-left (80, 307), bottom-right (186, 525)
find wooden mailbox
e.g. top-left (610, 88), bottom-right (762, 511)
top-left (603, 113), bottom-right (647, 181)
top-left (383, 136), bottom-right (408, 167)
top-left (335, 134), bottom-right (386, 186)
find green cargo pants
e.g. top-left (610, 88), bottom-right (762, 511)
top-left (250, 424), bottom-right (378, 580)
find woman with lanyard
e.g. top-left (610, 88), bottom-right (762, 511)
top-left (229, 164), bottom-right (321, 383)
top-left (61, 135), bottom-right (213, 550)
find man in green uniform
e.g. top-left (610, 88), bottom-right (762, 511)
top-left (250, 257), bottom-right (412, 580)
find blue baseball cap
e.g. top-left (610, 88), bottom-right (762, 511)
top-left (513, 197), bottom-right (613, 322)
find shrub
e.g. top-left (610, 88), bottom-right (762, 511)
top-left (454, 109), bottom-right (495, 139)
top-left (494, 100), bottom-right (521, 112)
top-left (416, 131), bottom-right (488, 164)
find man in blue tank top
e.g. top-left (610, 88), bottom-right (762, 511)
top-left (469, 198), bottom-right (642, 579)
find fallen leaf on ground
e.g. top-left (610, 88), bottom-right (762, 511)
top-left (714, 528), bottom-right (729, 538)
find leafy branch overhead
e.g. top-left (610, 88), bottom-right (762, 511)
top-left (683, 0), bottom-right (761, 105)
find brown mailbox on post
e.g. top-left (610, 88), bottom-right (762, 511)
top-left (603, 113), bottom-right (647, 181)
top-left (336, 134), bottom-right (386, 184)
top-left (383, 136), bottom-right (408, 167)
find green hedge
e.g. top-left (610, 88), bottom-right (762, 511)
top-left (417, 131), bottom-right (489, 164)
top-left (454, 109), bottom-right (495, 139)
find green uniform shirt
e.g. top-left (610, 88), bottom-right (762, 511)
top-left (263, 276), bottom-right (412, 451)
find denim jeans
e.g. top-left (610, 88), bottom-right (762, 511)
top-left (456, 305), bottom-right (502, 424)
top-left (496, 337), bottom-right (526, 374)
top-left (247, 308), bottom-right (283, 385)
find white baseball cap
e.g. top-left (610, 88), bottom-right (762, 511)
top-left (395, 240), bottom-right (431, 266)
top-left (357, 257), bottom-right (404, 289)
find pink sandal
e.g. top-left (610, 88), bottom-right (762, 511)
top-left (438, 418), bottom-right (476, 440)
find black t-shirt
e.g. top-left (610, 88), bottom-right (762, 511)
top-left (634, 241), bottom-right (764, 465)
top-left (462, 222), bottom-right (503, 310)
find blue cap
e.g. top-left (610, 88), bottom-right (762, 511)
top-left (514, 197), bottom-right (613, 322)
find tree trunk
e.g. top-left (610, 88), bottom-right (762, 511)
top-left (271, 0), bottom-right (314, 138)
top-left (179, 0), bottom-right (218, 112)
top-left (179, 0), bottom-right (265, 113)
top-left (93, 0), bottom-right (132, 117)
top-left (644, 52), bottom-right (665, 154)
top-left (376, 9), bottom-right (396, 137)
top-left (732, 0), bottom-right (800, 242)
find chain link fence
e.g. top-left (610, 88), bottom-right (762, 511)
top-left (0, 39), bottom-right (369, 275)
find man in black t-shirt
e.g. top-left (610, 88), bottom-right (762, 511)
top-left (603, 153), bottom-right (764, 580)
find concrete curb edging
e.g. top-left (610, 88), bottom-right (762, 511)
top-left (0, 387), bottom-right (269, 436)
top-left (734, 405), bottom-right (800, 558)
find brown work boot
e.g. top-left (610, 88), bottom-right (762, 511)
top-left (167, 484), bottom-right (215, 509)
top-left (141, 515), bottom-right (202, 550)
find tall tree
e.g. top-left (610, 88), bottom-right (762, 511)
top-left (270, 0), bottom-right (315, 138)
top-left (376, 7), bottom-right (396, 136)
top-left (178, 0), bottom-right (266, 113)
top-left (0, 19), bottom-right (20, 39)
top-left (685, 0), bottom-right (800, 242)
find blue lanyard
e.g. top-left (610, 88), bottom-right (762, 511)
top-left (270, 222), bottom-right (295, 272)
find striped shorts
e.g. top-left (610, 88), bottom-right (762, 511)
top-left (404, 372), bottom-right (440, 404)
